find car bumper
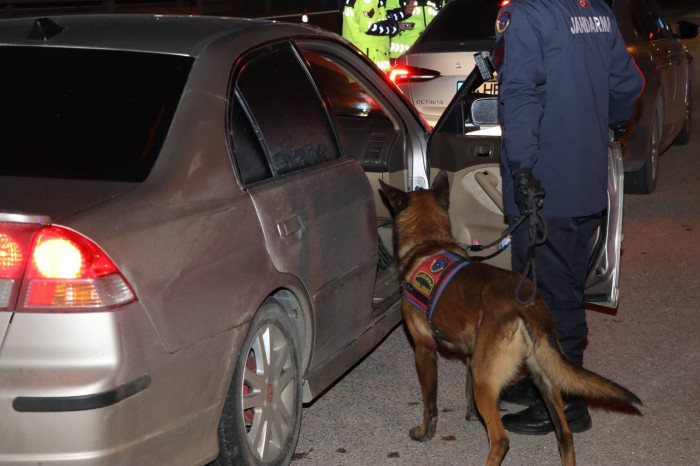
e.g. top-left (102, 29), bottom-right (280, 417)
top-left (0, 304), bottom-right (246, 465)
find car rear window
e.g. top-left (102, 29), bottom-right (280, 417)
top-left (415, 0), bottom-right (501, 46)
top-left (0, 47), bottom-right (192, 182)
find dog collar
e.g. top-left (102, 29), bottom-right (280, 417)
top-left (404, 251), bottom-right (470, 322)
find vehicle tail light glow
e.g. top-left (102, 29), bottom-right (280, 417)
top-left (0, 232), bottom-right (25, 277)
top-left (0, 222), bottom-right (135, 312)
top-left (500, 0), bottom-right (510, 7)
top-left (388, 65), bottom-right (441, 85)
top-left (0, 223), bottom-right (40, 310)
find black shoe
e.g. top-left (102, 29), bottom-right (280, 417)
top-left (500, 376), bottom-right (540, 406)
top-left (501, 396), bottom-right (592, 435)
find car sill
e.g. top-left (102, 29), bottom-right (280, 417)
top-left (12, 374), bottom-right (151, 412)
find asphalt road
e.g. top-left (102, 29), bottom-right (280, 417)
top-left (292, 9), bottom-right (700, 466)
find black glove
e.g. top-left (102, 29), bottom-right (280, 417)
top-left (513, 168), bottom-right (545, 216)
top-left (609, 121), bottom-right (628, 142)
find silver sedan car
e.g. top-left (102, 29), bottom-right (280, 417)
top-left (0, 14), bottom-right (622, 466)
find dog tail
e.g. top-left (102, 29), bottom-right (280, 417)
top-left (521, 308), bottom-right (642, 406)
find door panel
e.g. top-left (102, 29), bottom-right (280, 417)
top-left (299, 42), bottom-right (430, 314)
top-left (230, 42), bottom-right (379, 369)
top-left (248, 161), bottom-right (378, 360)
top-left (428, 65), bottom-right (623, 306)
top-left (583, 138), bottom-right (624, 307)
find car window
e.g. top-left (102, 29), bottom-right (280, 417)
top-left (302, 50), bottom-right (388, 120)
top-left (0, 47), bottom-right (192, 182)
top-left (231, 43), bottom-right (342, 181)
top-left (629, 0), bottom-right (673, 40)
top-left (416, 0), bottom-right (501, 45)
top-left (298, 46), bottom-right (406, 172)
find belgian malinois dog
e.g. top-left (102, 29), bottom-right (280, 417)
top-left (379, 171), bottom-right (640, 466)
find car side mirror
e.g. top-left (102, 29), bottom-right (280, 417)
top-left (675, 20), bottom-right (699, 39)
top-left (471, 97), bottom-right (498, 126)
top-left (463, 95), bottom-right (499, 134)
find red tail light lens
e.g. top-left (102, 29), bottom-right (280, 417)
top-left (0, 232), bottom-right (26, 278)
top-left (0, 223), bottom-right (41, 310)
top-left (0, 222), bottom-right (135, 312)
top-left (388, 65), bottom-right (441, 85)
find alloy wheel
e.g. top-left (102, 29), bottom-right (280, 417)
top-left (241, 323), bottom-right (297, 462)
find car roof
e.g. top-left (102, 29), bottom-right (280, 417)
top-left (0, 14), bottom-right (333, 56)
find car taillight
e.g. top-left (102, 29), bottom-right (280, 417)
top-left (388, 66), bottom-right (441, 85)
top-left (0, 223), bottom-right (39, 310)
top-left (0, 222), bottom-right (135, 312)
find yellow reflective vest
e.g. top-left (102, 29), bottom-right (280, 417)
top-left (388, 0), bottom-right (442, 59)
top-left (342, 0), bottom-right (408, 71)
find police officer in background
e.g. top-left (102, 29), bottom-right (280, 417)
top-left (387, 0), bottom-right (443, 62)
top-left (493, 0), bottom-right (643, 434)
top-left (342, 0), bottom-right (415, 71)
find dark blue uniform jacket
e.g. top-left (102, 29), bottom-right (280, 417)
top-left (493, 0), bottom-right (644, 218)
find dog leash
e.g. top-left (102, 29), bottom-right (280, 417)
top-left (459, 195), bottom-right (547, 305)
top-left (512, 208), bottom-right (547, 305)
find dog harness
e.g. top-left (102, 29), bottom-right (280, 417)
top-left (404, 251), bottom-right (470, 341)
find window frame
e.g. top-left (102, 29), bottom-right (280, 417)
top-left (226, 40), bottom-right (346, 189)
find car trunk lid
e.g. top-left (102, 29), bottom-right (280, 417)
top-left (0, 177), bottom-right (138, 221)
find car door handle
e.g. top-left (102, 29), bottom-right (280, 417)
top-left (474, 170), bottom-right (504, 212)
top-left (277, 216), bottom-right (304, 237)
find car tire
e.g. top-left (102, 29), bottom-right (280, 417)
top-left (214, 298), bottom-right (303, 466)
top-left (673, 81), bottom-right (692, 146)
top-left (625, 108), bottom-right (660, 194)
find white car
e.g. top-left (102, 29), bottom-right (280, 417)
top-left (390, 0), bottom-right (698, 194)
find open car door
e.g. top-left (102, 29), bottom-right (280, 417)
top-left (426, 53), bottom-right (624, 308)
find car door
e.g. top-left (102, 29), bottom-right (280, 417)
top-left (229, 41), bottom-right (378, 365)
top-left (628, 0), bottom-right (682, 142)
top-left (639, 0), bottom-right (689, 137)
top-left (295, 38), bottom-right (432, 313)
top-left (426, 60), bottom-right (624, 307)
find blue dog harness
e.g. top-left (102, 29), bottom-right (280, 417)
top-left (403, 251), bottom-right (470, 341)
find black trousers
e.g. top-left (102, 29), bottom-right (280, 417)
top-left (510, 213), bottom-right (603, 366)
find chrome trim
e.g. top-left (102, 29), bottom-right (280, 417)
top-left (0, 212), bottom-right (51, 225)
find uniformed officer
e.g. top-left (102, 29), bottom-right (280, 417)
top-left (493, 0), bottom-right (643, 434)
top-left (342, 0), bottom-right (415, 71)
top-left (387, 0), bottom-right (443, 61)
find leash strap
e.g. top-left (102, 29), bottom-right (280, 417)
top-left (514, 209), bottom-right (547, 305)
top-left (460, 192), bottom-right (548, 306)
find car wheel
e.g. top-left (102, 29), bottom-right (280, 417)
top-left (673, 81), bottom-right (692, 145)
top-left (625, 108), bottom-right (660, 194)
top-left (214, 298), bottom-right (303, 466)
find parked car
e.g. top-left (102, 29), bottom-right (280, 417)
top-left (0, 14), bottom-right (621, 466)
top-left (389, 0), bottom-right (699, 193)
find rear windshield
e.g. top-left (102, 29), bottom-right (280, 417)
top-left (0, 47), bottom-right (193, 182)
top-left (416, 0), bottom-right (501, 45)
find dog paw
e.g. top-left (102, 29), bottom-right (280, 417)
top-left (409, 419), bottom-right (437, 442)
top-left (410, 426), bottom-right (431, 442)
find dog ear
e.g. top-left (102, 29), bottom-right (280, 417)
top-left (379, 179), bottom-right (409, 215)
top-left (432, 170), bottom-right (450, 211)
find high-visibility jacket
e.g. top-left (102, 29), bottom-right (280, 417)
top-left (388, 0), bottom-right (442, 59)
top-left (342, 0), bottom-right (410, 71)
